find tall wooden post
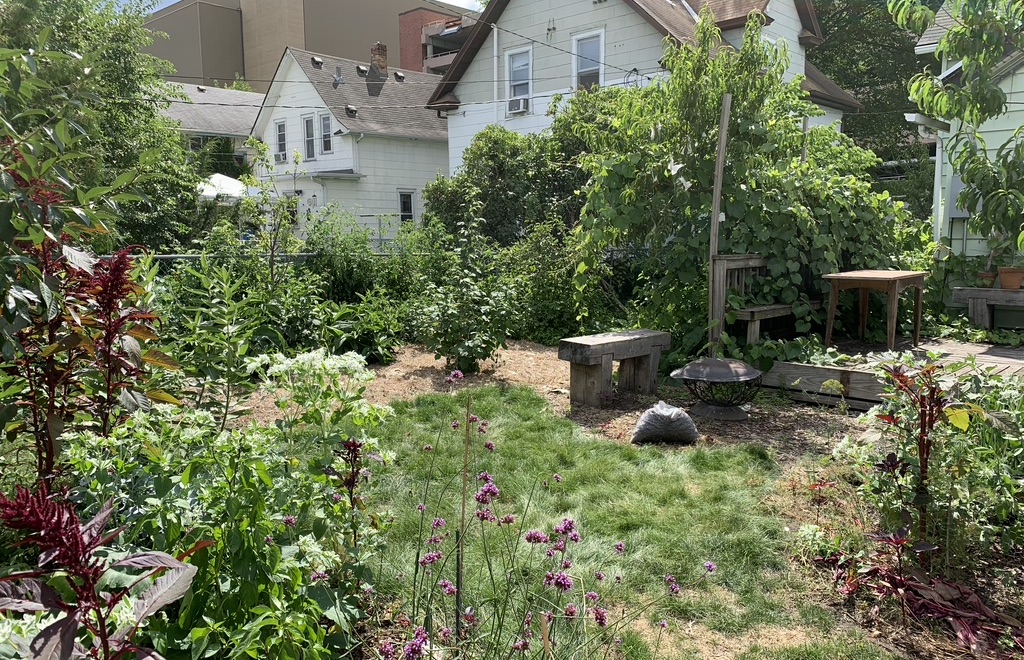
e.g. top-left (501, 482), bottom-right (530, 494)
top-left (801, 116), bottom-right (810, 163)
top-left (707, 93), bottom-right (732, 356)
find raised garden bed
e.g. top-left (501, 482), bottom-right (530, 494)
top-left (762, 361), bottom-right (884, 411)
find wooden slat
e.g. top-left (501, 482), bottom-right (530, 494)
top-left (763, 362), bottom-right (886, 403)
top-left (952, 287), bottom-right (1024, 305)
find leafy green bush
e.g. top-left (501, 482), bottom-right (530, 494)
top-left (304, 207), bottom-right (383, 303)
top-left (62, 350), bottom-right (390, 658)
top-left (497, 222), bottom-right (616, 345)
top-left (412, 222), bottom-right (519, 373)
top-left (835, 361), bottom-right (1024, 571)
top-left (321, 290), bottom-right (408, 364)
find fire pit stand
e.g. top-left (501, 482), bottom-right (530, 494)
top-left (670, 357), bottom-right (762, 421)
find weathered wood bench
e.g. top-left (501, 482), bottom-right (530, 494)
top-left (710, 254), bottom-right (821, 344)
top-left (557, 330), bottom-right (672, 408)
top-left (952, 287), bottom-right (1024, 329)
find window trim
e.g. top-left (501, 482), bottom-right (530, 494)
top-left (397, 189), bottom-right (415, 223)
top-left (506, 45), bottom-right (532, 101)
top-left (301, 114), bottom-right (316, 161)
top-left (275, 120), bottom-right (287, 156)
top-left (319, 112), bottom-right (333, 154)
top-left (572, 29), bottom-right (604, 90)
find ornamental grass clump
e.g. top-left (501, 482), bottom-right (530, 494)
top-left (384, 377), bottom-right (717, 657)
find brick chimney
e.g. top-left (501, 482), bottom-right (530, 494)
top-left (370, 42), bottom-right (388, 80)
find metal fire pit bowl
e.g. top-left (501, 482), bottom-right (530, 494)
top-left (670, 357), bottom-right (762, 421)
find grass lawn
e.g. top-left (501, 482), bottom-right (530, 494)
top-left (369, 385), bottom-right (892, 659)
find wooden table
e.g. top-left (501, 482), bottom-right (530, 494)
top-left (557, 330), bottom-right (671, 408)
top-left (823, 270), bottom-right (927, 350)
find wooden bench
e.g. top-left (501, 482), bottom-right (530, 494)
top-left (952, 287), bottom-right (1024, 329)
top-left (558, 330), bottom-right (672, 408)
top-left (710, 254), bottom-right (820, 344)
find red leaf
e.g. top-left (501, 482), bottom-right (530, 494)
top-left (111, 551), bottom-right (185, 571)
top-left (176, 540), bottom-right (215, 562)
top-left (29, 614), bottom-right (78, 660)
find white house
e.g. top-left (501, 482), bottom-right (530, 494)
top-left (426, 0), bottom-right (862, 173)
top-left (252, 44), bottom-right (448, 234)
top-left (163, 83), bottom-right (264, 165)
top-left (913, 3), bottom-right (1024, 258)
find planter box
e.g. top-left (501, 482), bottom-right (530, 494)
top-left (762, 361), bottom-right (885, 411)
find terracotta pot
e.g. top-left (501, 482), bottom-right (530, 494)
top-left (997, 266), bottom-right (1024, 290)
top-left (978, 272), bottom-right (998, 288)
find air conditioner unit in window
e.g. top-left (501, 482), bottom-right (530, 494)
top-left (274, 152), bottom-right (286, 164)
top-left (507, 97), bottom-right (529, 114)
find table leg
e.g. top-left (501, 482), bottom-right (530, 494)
top-left (858, 288), bottom-right (869, 339)
top-left (824, 281), bottom-right (839, 346)
top-left (886, 283), bottom-right (899, 350)
top-left (913, 286), bottom-right (923, 346)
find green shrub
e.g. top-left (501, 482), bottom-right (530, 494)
top-left (304, 207), bottom-right (382, 303)
top-left (62, 351), bottom-right (390, 658)
top-left (321, 290), bottom-right (408, 364)
top-left (412, 221), bottom-right (519, 372)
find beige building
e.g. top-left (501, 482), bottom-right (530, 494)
top-left (146, 0), bottom-right (472, 91)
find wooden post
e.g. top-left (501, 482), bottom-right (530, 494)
top-left (801, 116), bottom-right (809, 163)
top-left (708, 93), bottom-right (732, 356)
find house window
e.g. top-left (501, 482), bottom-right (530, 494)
top-left (398, 191), bottom-right (414, 223)
top-left (275, 120), bottom-right (286, 157)
top-left (320, 113), bottom-right (333, 154)
top-left (574, 32), bottom-right (602, 90)
top-left (302, 115), bottom-right (316, 160)
top-left (508, 49), bottom-right (531, 99)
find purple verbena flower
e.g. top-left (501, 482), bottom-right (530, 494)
top-left (477, 471), bottom-right (494, 483)
top-left (439, 579), bottom-right (457, 596)
top-left (451, 421), bottom-right (460, 430)
top-left (553, 473), bottom-right (563, 483)
top-left (705, 561), bottom-right (718, 574)
top-left (585, 591), bottom-right (600, 602)
top-left (416, 503), bottom-right (427, 513)
top-left (545, 548), bottom-right (556, 558)
top-left (311, 570), bottom-right (329, 583)
top-left (282, 515), bottom-right (297, 528)
top-left (427, 535), bottom-right (444, 545)
top-left (474, 481), bottom-right (500, 505)
top-left (432, 517), bottom-right (447, 530)
top-left (664, 575), bottom-right (677, 585)
top-left (593, 607), bottom-right (608, 628)
top-left (475, 508), bottom-right (497, 523)
top-left (569, 531), bottom-right (581, 543)
top-left (380, 641), bottom-right (397, 659)
top-left (484, 441), bottom-right (496, 452)
top-left (331, 493), bottom-right (344, 503)
top-left (543, 571), bottom-right (574, 592)
top-left (525, 530), bottom-right (550, 544)
top-left (423, 444), bottom-right (434, 452)
top-left (451, 370), bottom-right (464, 380)
top-left (511, 639), bottom-right (530, 653)
top-left (552, 538), bottom-right (566, 553)
top-left (595, 571), bottom-right (606, 581)
top-left (562, 560), bottom-right (573, 569)
top-left (264, 535), bottom-right (274, 545)
top-left (657, 620), bottom-right (669, 630)
top-left (403, 627), bottom-right (430, 659)
top-left (440, 627), bottom-right (453, 643)
top-left (499, 514), bottom-right (516, 525)
top-left (614, 541), bottom-right (626, 555)
top-left (554, 518), bottom-right (576, 535)
top-left (478, 425), bottom-right (487, 434)
top-left (670, 583), bottom-right (681, 595)
top-left (468, 414), bottom-right (479, 423)
top-left (418, 551), bottom-right (443, 567)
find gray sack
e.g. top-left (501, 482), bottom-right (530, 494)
top-left (631, 401), bottom-right (699, 445)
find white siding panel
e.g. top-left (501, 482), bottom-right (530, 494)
top-left (447, 0), bottom-right (668, 171)
top-left (808, 105), bottom-right (844, 130)
top-left (764, 0), bottom-right (806, 81)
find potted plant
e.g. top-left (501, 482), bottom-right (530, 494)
top-left (990, 235), bottom-right (1024, 289)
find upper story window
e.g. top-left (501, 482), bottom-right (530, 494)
top-left (574, 31), bottom-right (603, 90)
top-left (275, 120), bottom-right (287, 157)
top-left (508, 49), bottom-right (531, 99)
top-left (398, 191), bottom-right (414, 223)
top-left (302, 115), bottom-right (316, 160)
top-left (320, 113), bottom-right (333, 154)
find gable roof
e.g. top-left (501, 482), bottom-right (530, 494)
top-left (163, 84), bottom-right (264, 138)
top-left (256, 48), bottom-right (447, 142)
top-left (915, 2), bottom-right (957, 54)
top-left (428, 0), bottom-right (839, 110)
top-left (804, 62), bottom-right (863, 111)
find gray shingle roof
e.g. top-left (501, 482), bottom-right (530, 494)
top-left (162, 84), bottom-right (264, 138)
top-left (917, 2), bottom-right (957, 50)
top-left (288, 48), bottom-right (447, 141)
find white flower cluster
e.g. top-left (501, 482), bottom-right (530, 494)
top-left (260, 349), bottom-right (374, 384)
top-left (296, 533), bottom-right (345, 572)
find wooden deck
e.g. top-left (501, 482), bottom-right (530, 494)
top-left (836, 338), bottom-right (1024, 377)
top-left (762, 338), bottom-right (1024, 410)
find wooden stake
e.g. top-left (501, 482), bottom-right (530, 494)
top-left (801, 116), bottom-right (810, 163)
top-left (708, 93), bottom-right (732, 356)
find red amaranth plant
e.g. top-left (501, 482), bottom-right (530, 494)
top-left (10, 242), bottom-right (177, 481)
top-left (0, 484), bottom-right (202, 659)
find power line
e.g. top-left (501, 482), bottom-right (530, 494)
top-left (159, 68), bottom-right (666, 87)
top-left (418, 0), bottom-right (655, 83)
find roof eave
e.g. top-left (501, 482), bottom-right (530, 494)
top-left (809, 91), bottom-right (862, 113)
